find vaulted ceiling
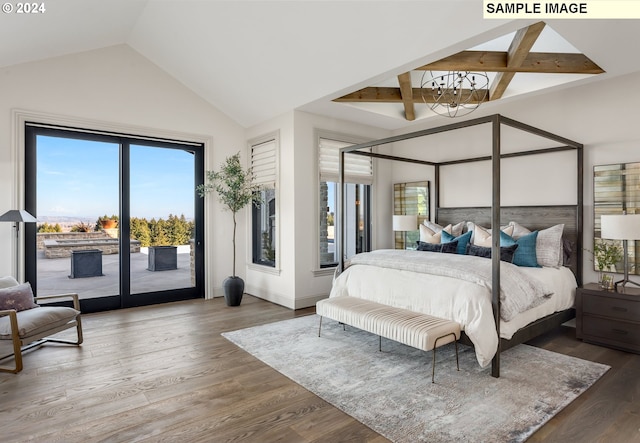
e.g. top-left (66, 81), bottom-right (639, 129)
top-left (1, 1), bottom-right (639, 130)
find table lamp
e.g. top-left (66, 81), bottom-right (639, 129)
top-left (600, 213), bottom-right (640, 290)
top-left (393, 214), bottom-right (417, 249)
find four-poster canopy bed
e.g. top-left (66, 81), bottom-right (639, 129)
top-left (333, 114), bottom-right (583, 377)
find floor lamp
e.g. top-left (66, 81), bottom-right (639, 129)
top-left (0, 209), bottom-right (38, 281)
top-left (600, 213), bottom-right (640, 290)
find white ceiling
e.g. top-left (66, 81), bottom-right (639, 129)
top-left (2, 1), bottom-right (639, 130)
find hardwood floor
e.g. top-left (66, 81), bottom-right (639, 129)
top-left (0, 295), bottom-right (637, 442)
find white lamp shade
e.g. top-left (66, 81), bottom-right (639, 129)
top-left (601, 214), bottom-right (640, 240)
top-left (392, 214), bottom-right (417, 232)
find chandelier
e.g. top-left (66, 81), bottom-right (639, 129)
top-left (420, 71), bottom-right (489, 118)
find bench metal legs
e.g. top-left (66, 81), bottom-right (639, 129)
top-left (318, 316), bottom-right (460, 383)
top-left (432, 332), bottom-right (460, 383)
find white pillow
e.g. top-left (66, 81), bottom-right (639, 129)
top-left (424, 220), bottom-right (465, 237)
top-left (419, 224), bottom-right (443, 243)
top-left (468, 223), bottom-right (515, 247)
top-left (508, 221), bottom-right (532, 239)
top-left (536, 224), bottom-right (565, 268)
top-left (0, 276), bottom-right (19, 289)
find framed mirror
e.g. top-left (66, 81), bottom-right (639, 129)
top-left (394, 181), bottom-right (429, 249)
top-left (593, 162), bottom-right (640, 275)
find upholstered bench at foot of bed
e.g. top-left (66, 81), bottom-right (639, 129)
top-left (316, 296), bottom-right (461, 383)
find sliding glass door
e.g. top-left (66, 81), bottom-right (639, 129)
top-left (24, 125), bottom-right (204, 313)
top-left (129, 144), bottom-right (196, 296)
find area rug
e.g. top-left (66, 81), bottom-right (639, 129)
top-left (222, 315), bottom-right (610, 443)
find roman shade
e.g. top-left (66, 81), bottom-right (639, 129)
top-left (319, 137), bottom-right (373, 184)
top-left (251, 138), bottom-right (277, 187)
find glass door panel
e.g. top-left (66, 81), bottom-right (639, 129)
top-left (26, 125), bottom-right (204, 313)
top-left (35, 135), bottom-right (120, 302)
top-left (129, 144), bottom-right (195, 296)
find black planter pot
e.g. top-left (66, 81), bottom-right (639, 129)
top-left (223, 276), bottom-right (244, 306)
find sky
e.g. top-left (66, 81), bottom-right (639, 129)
top-left (37, 135), bottom-right (195, 220)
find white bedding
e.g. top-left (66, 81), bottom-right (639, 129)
top-left (329, 252), bottom-right (577, 368)
top-left (501, 266), bottom-right (577, 338)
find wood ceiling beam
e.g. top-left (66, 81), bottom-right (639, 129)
top-left (397, 72), bottom-right (416, 121)
top-left (417, 51), bottom-right (604, 74)
top-left (490, 21), bottom-right (546, 101)
top-left (332, 22), bottom-right (605, 121)
top-left (333, 87), bottom-right (489, 104)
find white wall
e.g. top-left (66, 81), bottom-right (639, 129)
top-left (389, 71), bottom-right (640, 285)
top-left (0, 44), bottom-right (245, 296)
top-left (292, 111), bottom-right (391, 308)
top-left (244, 110), bottom-right (391, 309)
top-left (244, 112), bottom-right (297, 308)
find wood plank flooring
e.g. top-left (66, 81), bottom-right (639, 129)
top-left (0, 295), bottom-right (637, 442)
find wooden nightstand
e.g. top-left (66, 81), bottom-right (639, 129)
top-left (576, 283), bottom-right (640, 354)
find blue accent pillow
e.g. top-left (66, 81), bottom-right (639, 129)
top-left (441, 230), bottom-right (472, 255)
top-left (501, 230), bottom-right (540, 267)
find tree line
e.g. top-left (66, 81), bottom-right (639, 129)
top-left (38, 214), bottom-right (194, 247)
top-left (130, 214), bottom-right (194, 247)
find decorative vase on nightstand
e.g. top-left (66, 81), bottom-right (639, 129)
top-left (598, 272), bottom-right (614, 290)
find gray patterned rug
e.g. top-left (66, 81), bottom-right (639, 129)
top-left (223, 315), bottom-right (609, 443)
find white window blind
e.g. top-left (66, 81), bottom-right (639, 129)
top-left (251, 138), bottom-right (277, 187)
top-left (319, 137), bottom-right (373, 184)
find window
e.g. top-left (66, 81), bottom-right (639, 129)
top-left (318, 136), bottom-right (372, 268)
top-left (250, 135), bottom-right (278, 268)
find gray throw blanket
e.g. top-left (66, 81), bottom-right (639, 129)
top-left (346, 249), bottom-right (553, 321)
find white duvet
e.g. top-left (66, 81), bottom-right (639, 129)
top-left (329, 252), bottom-right (577, 367)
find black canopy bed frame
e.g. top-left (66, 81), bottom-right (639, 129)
top-left (336, 114), bottom-right (583, 377)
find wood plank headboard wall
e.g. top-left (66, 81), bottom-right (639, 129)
top-left (437, 205), bottom-right (581, 284)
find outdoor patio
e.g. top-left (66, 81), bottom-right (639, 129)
top-left (36, 245), bottom-right (193, 300)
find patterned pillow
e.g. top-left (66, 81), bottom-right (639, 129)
top-left (0, 282), bottom-right (39, 311)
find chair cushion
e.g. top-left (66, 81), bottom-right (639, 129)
top-left (0, 306), bottom-right (79, 339)
top-left (0, 282), bottom-right (39, 311)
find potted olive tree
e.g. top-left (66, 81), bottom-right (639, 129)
top-left (197, 152), bottom-right (262, 306)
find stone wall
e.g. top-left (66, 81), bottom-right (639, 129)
top-left (40, 232), bottom-right (141, 258)
top-left (37, 231), bottom-right (112, 250)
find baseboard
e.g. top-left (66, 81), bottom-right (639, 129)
top-left (243, 284), bottom-right (328, 311)
top-left (243, 284), bottom-right (296, 310)
top-left (294, 293), bottom-right (327, 310)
